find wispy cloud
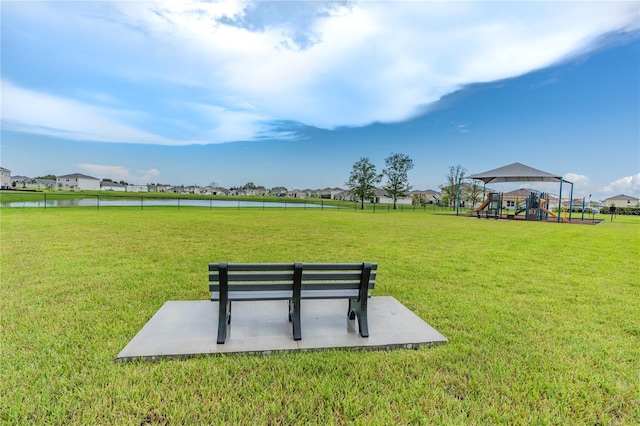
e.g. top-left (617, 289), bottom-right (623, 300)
top-left (2, 1), bottom-right (638, 145)
top-left (456, 124), bottom-right (470, 134)
top-left (1, 80), bottom-right (174, 145)
top-left (76, 163), bottom-right (160, 184)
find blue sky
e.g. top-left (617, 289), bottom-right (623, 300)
top-left (1, 1), bottom-right (639, 201)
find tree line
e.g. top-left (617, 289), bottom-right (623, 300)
top-left (346, 153), bottom-right (414, 210)
top-left (347, 158), bottom-right (484, 210)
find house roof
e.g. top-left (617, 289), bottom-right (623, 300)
top-left (58, 173), bottom-right (99, 180)
top-left (503, 188), bottom-right (542, 197)
top-left (35, 179), bottom-right (56, 185)
top-left (100, 181), bottom-right (125, 188)
top-left (604, 194), bottom-right (639, 201)
top-left (467, 162), bottom-right (567, 184)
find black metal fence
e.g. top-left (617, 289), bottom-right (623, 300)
top-left (0, 191), bottom-right (443, 213)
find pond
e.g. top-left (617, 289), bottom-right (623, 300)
top-left (1, 197), bottom-right (336, 209)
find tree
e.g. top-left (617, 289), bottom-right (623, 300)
top-left (346, 157), bottom-right (382, 210)
top-left (34, 174), bottom-right (57, 180)
top-left (439, 164), bottom-right (466, 209)
top-left (465, 180), bottom-right (483, 209)
top-left (243, 182), bottom-right (256, 190)
top-left (382, 153), bottom-right (414, 210)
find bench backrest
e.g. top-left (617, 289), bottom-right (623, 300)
top-left (209, 263), bottom-right (377, 293)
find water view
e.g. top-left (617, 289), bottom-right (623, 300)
top-left (1, 197), bottom-right (336, 209)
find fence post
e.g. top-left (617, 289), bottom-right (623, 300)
top-left (44, 193), bottom-right (47, 209)
top-left (97, 195), bottom-right (100, 210)
top-left (141, 196), bottom-right (143, 210)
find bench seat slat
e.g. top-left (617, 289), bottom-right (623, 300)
top-left (209, 281), bottom-right (374, 292)
top-left (300, 289), bottom-right (362, 299)
top-left (295, 263), bottom-right (377, 271)
top-left (211, 289), bottom-right (367, 301)
top-left (210, 272), bottom-right (295, 281)
top-left (209, 272), bottom-right (376, 282)
top-left (209, 263), bottom-right (295, 272)
top-left (210, 283), bottom-right (293, 292)
top-left (211, 290), bottom-right (294, 301)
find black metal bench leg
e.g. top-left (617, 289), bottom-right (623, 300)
top-left (357, 301), bottom-right (369, 338)
top-left (217, 300), bottom-right (230, 344)
top-left (348, 299), bottom-right (356, 320)
top-left (291, 262), bottom-right (303, 341)
top-left (349, 298), bottom-right (369, 337)
top-left (291, 298), bottom-right (302, 341)
top-left (350, 262), bottom-right (371, 338)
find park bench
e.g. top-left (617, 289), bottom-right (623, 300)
top-left (209, 262), bottom-right (377, 344)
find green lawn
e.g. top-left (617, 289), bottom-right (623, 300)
top-left (1, 207), bottom-right (638, 424)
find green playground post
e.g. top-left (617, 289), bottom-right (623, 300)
top-left (558, 180), bottom-right (563, 223)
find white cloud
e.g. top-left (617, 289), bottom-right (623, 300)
top-left (3, 1), bottom-right (638, 144)
top-left (143, 0), bottom-right (636, 129)
top-left (564, 173), bottom-right (590, 186)
top-left (1, 80), bottom-right (176, 145)
top-left (603, 173), bottom-right (640, 195)
top-left (76, 163), bottom-right (160, 184)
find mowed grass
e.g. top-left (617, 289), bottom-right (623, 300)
top-left (1, 207), bottom-right (638, 424)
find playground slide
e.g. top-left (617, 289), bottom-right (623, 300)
top-left (471, 196), bottom-right (490, 212)
top-left (540, 198), bottom-right (558, 218)
top-left (540, 206), bottom-right (558, 218)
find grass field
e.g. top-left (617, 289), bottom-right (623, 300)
top-left (1, 207), bottom-right (639, 424)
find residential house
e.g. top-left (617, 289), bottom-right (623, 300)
top-left (411, 189), bottom-right (441, 205)
top-left (332, 189), bottom-right (351, 201)
top-left (317, 187), bottom-right (345, 200)
top-left (245, 186), bottom-right (268, 196)
top-left (270, 186), bottom-right (288, 197)
top-left (24, 178), bottom-right (56, 190)
top-left (147, 184), bottom-right (172, 192)
top-left (0, 167), bottom-right (11, 189)
top-left (56, 173), bottom-right (101, 191)
top-left (373, 188), bottom-right (412, 205)
top-left (126, 185), bottom-right (148, 193)
top-left (100, 181), bottom-right (126, 191)
top-left (291, 189), bottom-right (309, 199)
top-left (501, 188), bottom-right (541, 210)
top-left (10, 176), bottom-right (56, 191)
top-left (603, 194), bottom-right (640, 208)
top-left (10, 175), bottom-right (31, 189)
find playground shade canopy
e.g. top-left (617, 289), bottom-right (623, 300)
top-left (466, 162), bottom-right (571, 184)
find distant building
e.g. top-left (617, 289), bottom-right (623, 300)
top-left (603, 194), bottom-right (639, 207)
top-left (100, 181), bottom-right (126, 192)
top-left (411, 189), bottom-right (441, 205)
top-left (373, 188), bottom-right (412, 205)
top-left (56, 173), bottom-right (100, 191)
top-left (126, 185), bottom-right (148, 193)
top-left (1, 167), bottom-right (12, 189)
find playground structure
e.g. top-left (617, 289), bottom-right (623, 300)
top-left (457, 162), bottom-right (579, 223)
top-left (470, 191), bottom-right (585, 222)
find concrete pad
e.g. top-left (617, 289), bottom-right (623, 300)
top-left (116, 296), bottom-right (448, 361)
